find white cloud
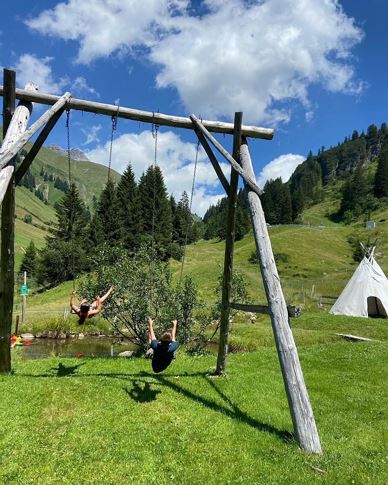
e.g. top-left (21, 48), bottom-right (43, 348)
top-left (82, 124), bottom-right (102, 146)
top-left (305, 111), bottom-right (314, 123)
top-left (26, 0), bottom-right (364, 125)
top-left (15, 54), bottom-right (67, 93)
top-left (151, 0), bottom-right (364, 124)
top-left (257, 153), bottom-right (305, 187)
top-left (26, 0), bottom-right (188, 64)
top-left (72, 76), bottom-right (100, 98)
top-left (85, 129), bottom-right (229, 216)
top-left (14, 54), bottom-right (99, 98)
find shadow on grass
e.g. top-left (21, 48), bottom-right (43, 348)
top-left (124, 381), bottom-right (161, 403)
top-left (52, 362), bottom-right (85, 377)
top-left (17, 365), bottom-right (293, 444)
top-left (153, 374), bottom-right (294, 444)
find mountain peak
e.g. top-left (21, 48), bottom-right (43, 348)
top-left (47, 144), bottom-right (90, 162)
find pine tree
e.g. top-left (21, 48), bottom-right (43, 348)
top-left (38, 183), bottom-right (90, 284)
top-left (55, 183), bottom-right (88, 242)
top-left (338, 163), bottom-right (375, 221)
top-left (374, 149), bottom-right (388, 198)
top-left (175, 191), bottom-right (191, 245)
top-left (116, 163), bottom-right (141, 251)
top-left (20, 241), bottom-right (37, 276)
top-left (97, 179), bottom-right (121, 244)
top-left (138, 166), bottom-right (172, 259)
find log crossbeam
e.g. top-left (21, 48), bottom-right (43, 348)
top-left (0, 85), bottom-right (274, 140)
top-left (230, 302), bottom-right (302, 318)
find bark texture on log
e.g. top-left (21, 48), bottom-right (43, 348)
top-left (0, 85), bottom-right (274, 139)
top-left (216, 112), bottom-right (242, 375)
top-left (240, 138), bottom-right (321, 454)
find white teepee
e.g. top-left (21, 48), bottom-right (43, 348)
top-left (330, 247), bottom-right (388, 318)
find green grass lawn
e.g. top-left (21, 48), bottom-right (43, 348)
top-left (1, 337), bottom-right (387, 484)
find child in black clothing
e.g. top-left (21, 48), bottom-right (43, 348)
top-left (147, 317), bottom-right (179, 373)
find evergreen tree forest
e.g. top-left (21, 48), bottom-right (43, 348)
top-left (203, 122), bottom-right (388, 232)
top-left (289, 122), bottom-right (388, 221)
top-left (35, 164), bottom-right (204, 285)
top-left (23, 120), bottom-right (388, 285)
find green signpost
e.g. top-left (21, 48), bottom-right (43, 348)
top-left (20, 284), bottom-right (28, 296)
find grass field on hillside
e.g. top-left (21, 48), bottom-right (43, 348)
top-left (15, 222), bottom-right (375, 323)
top-left (1, 337), bottom-right (387, 484)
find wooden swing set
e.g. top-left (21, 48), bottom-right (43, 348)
top-left (0, 68), bottom-right (321, 454)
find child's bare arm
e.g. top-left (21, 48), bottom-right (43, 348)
top-left (171, 319), bottom-right (178, 341)
top-left (70, 291), bottom-right (79, 313)
top-left (148, 318), bottom-right (156, 342)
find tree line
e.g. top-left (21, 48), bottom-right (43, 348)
top-left (203, 121), bottom-right (388, 231)
top-left (21, 163), bottom-right (204, 285)
top-left (289, 122), bottom-right (388, 221)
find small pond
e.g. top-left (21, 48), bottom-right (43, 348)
top-left (15, 337), bottom-right (138, 360)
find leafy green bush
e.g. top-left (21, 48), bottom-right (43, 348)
top-left (78, 246), bottom-right (199, 350)
top-left (212, 267), bottom-right (248, 320)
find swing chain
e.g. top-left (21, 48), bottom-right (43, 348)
top-left (66, 108), bottom-right (72, 186)
top-left (65, 107), bottom-right (76, 290)
top-left (108, 105), bottom-right (119, 182)
top-left (179, 138), bottom-right (200, 281)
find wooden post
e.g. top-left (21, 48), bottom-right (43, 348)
top-left (216, 112), bottom-right (242, 375)
top-left (15, 107), bottom-right (65, 184)
top-left (0, 92), bottom-right (71, 173)
top-left (240, 137), bottom-right (321, 454)
top-left (0, 72), bottom-right (35, 373)
top-left (21, 271), bottom-right (27, 323)
top-left (15, 315), bottom-right (20, 336)
top-left (0, 69), bottom-right (16, 373)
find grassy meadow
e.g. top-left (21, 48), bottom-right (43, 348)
top-left (1, 328), bottom-right (387, 484)
top-left (5, 161), bottom-right (388, 483)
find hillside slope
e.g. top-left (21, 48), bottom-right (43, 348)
top-left (12, 143), bottom-right (121, 269)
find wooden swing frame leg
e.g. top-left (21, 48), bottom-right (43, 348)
top-left (0, 69), bottom-right (16, 373)
top-left (193, 112), bottom-right (321, 454)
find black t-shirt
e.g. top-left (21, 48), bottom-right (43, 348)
top-left (150, 339), bottom-right (179, 373)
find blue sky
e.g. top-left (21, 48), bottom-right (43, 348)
top-left (1, 0), bottom-right (387, 215)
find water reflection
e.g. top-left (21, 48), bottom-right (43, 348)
top-left (16, 337), bottom-right (137, 360)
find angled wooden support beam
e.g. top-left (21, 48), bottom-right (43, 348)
top-left (240, 137), bottom-right (321, 454)
top-left (0, 85), bottom-right (275, 140)
top-left (0, 168), bottom-right (14, 202)
top-left (190, 115), bottom-right (263, 198)
top-left (0, 92), bottom-right (71, 171)
top-left (193, 125), bottom-right (230, 196)
top-left (230, 302), bottom-right (302, 318)
top-left (15, 107), bottom-right (65, 185)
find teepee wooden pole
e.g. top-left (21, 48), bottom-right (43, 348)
top-left (240, 137), bottom-right (322, 454)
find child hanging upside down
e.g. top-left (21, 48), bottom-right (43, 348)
top-left (148, 317), bottom-right (179, 373)
top-left (70, 287), bottom-right (114, 325)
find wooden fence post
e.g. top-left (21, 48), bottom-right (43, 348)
top-left (240, 137), bottom-right (321, 453)
top-left (216, 112), bottom-right (242, 375)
